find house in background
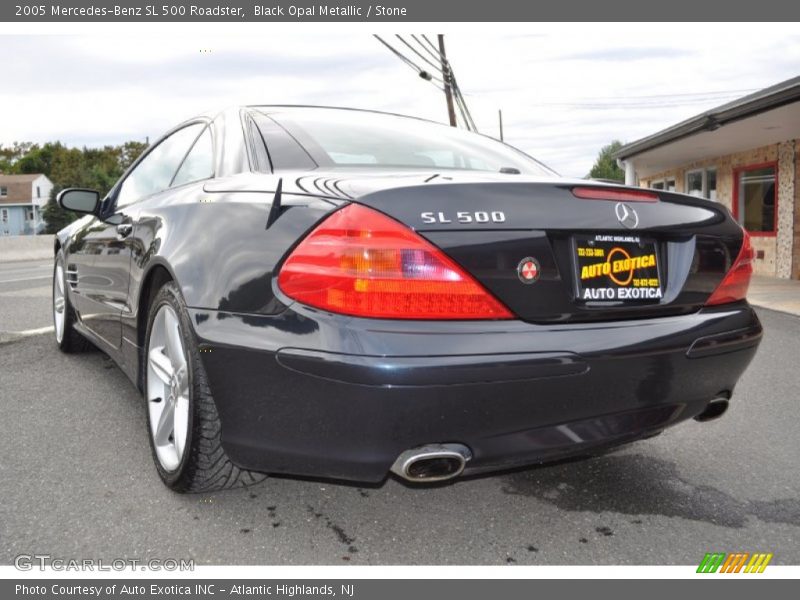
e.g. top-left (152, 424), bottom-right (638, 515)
top-left (0, 173), bottom-right (52, 236)
top-left (614, 76), bottom-right (800, 279)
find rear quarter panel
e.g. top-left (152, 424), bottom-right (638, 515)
top-left (120, 182), bottom-right (338, 380)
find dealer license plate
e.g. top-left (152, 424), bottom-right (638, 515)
top-left (573, 234), bottom-right (663, 303)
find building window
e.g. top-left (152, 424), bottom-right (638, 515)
top-left (686, 171), bottom-right (702, 196)
top-left (685, 168), bottom-right (717, 200)
top-left (27, 208), bottom-right (35, 221)
top-left (0, 187), bottom-right (7, 197)
top-left (1, 208), bottom-right (8, 223)
top-left (37, 186), bottom-right (41, 198)
top-left (735, 163), bottom-right (776, 235)
top-left (650, 179), bottom-right (675, 192)
top-left (707, 169), bottom-right (717, 201)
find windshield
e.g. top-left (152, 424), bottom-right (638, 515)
top-left (252, 108), bottom-right (556, 176)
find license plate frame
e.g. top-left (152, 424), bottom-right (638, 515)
top-left (572, 233), bottom-right (663, 303)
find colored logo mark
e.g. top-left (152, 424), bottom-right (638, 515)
top-left (697, 552), bottom-right (773, 573)
top-left (517, 257), bottom-right (540, 284)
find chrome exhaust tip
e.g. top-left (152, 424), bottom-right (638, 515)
top-left (390, 443), bottom-right (472, 483)
top-left (695, 397), bottom-right (730, 422)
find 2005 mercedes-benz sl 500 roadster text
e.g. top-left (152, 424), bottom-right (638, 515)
top-left (53, 106), bottom-right (762, 492)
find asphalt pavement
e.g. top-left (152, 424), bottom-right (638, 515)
top-left (1, 259), bottom-right (799, 565)
top-left (0, 259), bottom-right (53, 334)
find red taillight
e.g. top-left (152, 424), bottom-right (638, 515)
top-left (705, 230), bottom-right (755, 306)
top-left (278, 204), bottom-right (514, 320)
top-left (572, 186), bottom-right (659, 202)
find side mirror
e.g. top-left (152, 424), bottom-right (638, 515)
top-left (57, 188), bottom-right (101, 215)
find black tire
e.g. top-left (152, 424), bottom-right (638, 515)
top-left (53, 251), bottom-right (91, 353)
top-left (144, 281), bottom-right (267, 493)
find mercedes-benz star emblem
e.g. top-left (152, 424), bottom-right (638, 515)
top-left (615, 202), bottom-right (639, 229)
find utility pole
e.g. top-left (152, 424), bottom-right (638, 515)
top-left (437, 34), bottom-right (457, 128)
top-left (498, 109), bottom-right (504, 142)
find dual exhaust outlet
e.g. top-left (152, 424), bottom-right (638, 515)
top-left (390, 443), bottom-right (472, 483)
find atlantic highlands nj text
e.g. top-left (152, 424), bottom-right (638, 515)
top-left (17, 3), bottom-right (409, 18)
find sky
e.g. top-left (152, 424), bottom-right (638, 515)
top-left (1, 24), bottom-right (799, 177)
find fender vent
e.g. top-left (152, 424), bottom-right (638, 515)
top-left (66, 265), bottom-right (79, 289)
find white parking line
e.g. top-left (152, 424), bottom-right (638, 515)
top-left (0, 263), bottom-right (52, 274)
top-left (0, 275), bottom-right (51, 284)
top-left (14, 325), bottom-right (54, 336)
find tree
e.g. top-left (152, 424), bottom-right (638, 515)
top-left (587, 140), bottom-right (625, 182)
top-left (14, 142), bottom-right (60, 175)
top-left (0, 142), bottom-right (35, 173)
top-left (119, 141), bottom-right (148, 171)
top-left (0, 138), bottom-right (148, 234)
top-left (42, 188), bottom-right (77, 234)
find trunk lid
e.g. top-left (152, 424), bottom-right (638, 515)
top-left (349, 178), bottom-right (744, 323)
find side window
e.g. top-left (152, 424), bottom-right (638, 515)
top-left (115, 123), bottom-right (205, 208)
top-left (172, 126), bottom-right (214, 187)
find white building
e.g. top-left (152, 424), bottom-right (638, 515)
top-left (0, 173), bottom-right (53, 236)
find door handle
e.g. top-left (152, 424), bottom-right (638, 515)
top-left (116, 223), bottom-right (133, 237)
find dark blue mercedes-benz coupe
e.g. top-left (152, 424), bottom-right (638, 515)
top-left (53, 106), bottom-right (761, 492)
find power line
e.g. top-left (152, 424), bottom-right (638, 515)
top-left (421, 34), bottom-right (446, 63)
top-left (383, 34), bottom-right (445, 84)
top-left (400, 34), bottom-right (448, 84)
top-left (453, 83), bottom-right (477, 131)
top-left (436, 34), bottom-right (458, 128)
top-left (374, 33), bottom-right (477, 132)
top-left (373, 34), bottom-right (425, 75)
top-left (443, 64), bottom-right (476, 132)
top-left (431, 35), bottom-right (477, 132)
top-left (452, 87), bottom-right (470, 129)
top-left (395, 35), bottom-right (443, 74)
top-left (373, 34), bottom-right (444, 91)
top-left (411, 34), bottom-right (442, 64)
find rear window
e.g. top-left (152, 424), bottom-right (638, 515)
top-left (252, 109), bottom-right (555, 176)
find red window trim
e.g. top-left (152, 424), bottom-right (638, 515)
top-left (732, 160), bottom-right (778, 237)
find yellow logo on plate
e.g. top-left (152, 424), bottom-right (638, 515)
top-left (579, 246), bottom-right (657, 286)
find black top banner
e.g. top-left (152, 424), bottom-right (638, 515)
top-left (4, 0), bottom-right (800, 22)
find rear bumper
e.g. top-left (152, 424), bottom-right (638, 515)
top-left (190, 302), bottom-right (762, 482)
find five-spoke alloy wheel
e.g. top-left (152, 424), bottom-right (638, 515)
top-left (53, 262), bottom-right (66, 344)
top-left (146, 304), bottom-right (191, 472)
top-left (143, 281), bottom-right (265, 492)
top-left (52, 250), bottom-right (90, 353)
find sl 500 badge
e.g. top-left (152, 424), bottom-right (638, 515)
top-left (421, 211), bottom-right (506, 224)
